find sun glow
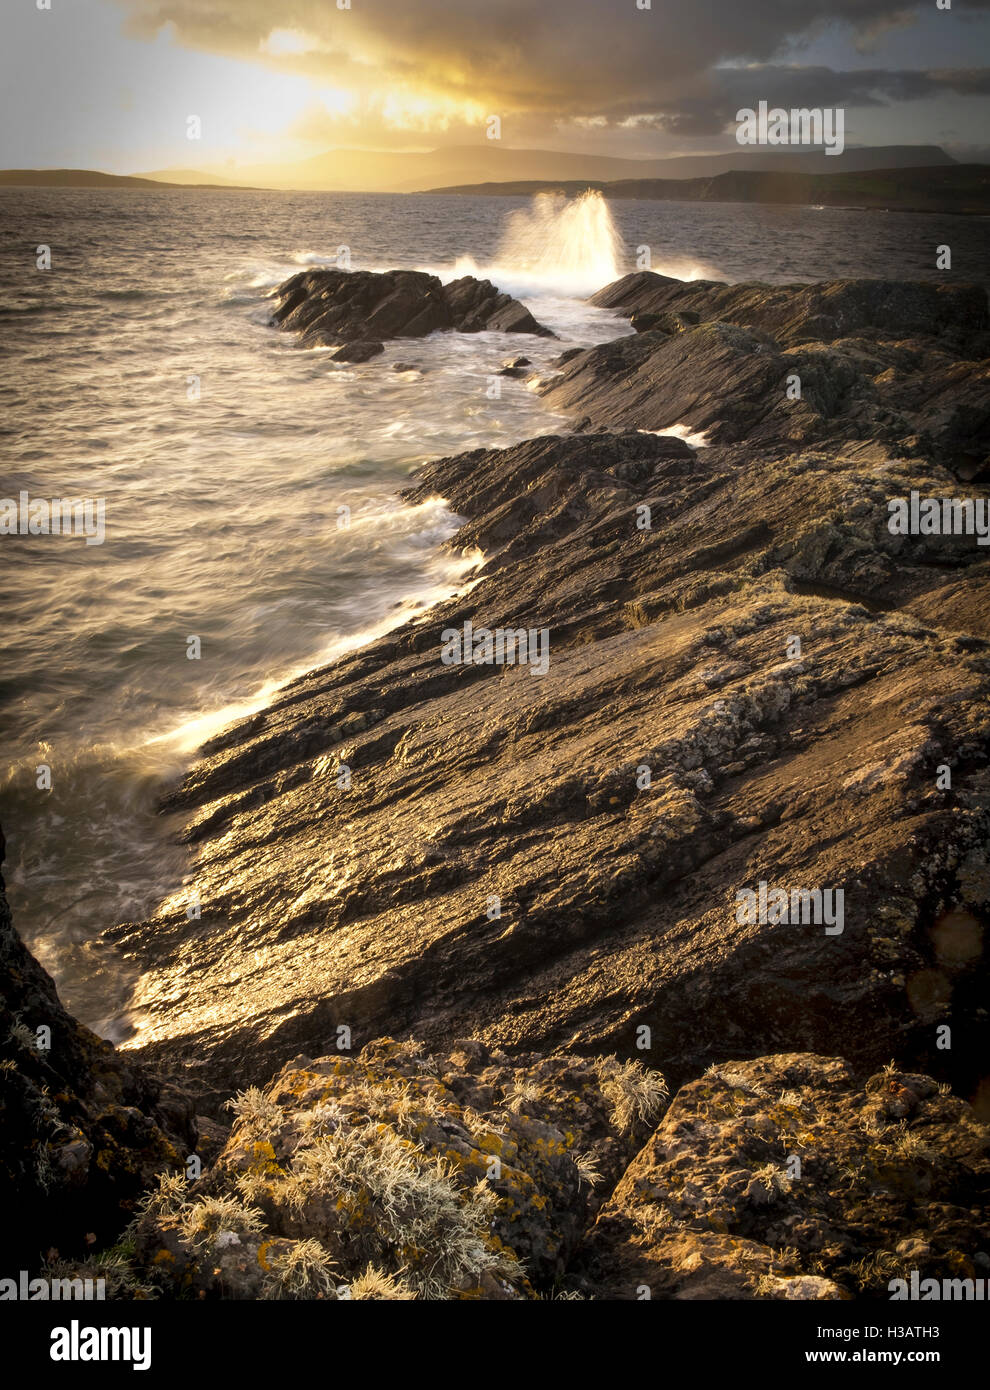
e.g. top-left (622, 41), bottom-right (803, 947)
top-left (380, 89), bottom-right (487, 132)
top-left (260, 28), bottom-right (319, 57)
top-left (314, 86), bottom-right (358, 117)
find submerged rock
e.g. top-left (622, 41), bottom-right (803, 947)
top-left (269, 267), bottom-right (553, 348)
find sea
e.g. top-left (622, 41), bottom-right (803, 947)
top-left (1, 186), bottom-right (987, 1036)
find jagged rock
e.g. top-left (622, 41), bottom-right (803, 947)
top-left (0, 838), bottom-right (195, 1266)
top-left (442, 275), bottom-right (550, 336)
top-left (11, 273), bottom-right (987, 1298)
top-left (579, 1053), bottom-right (990, 1300)
top-left (630, 308), bottom-right (699, 335)
top-left (541, 276), bottom-right (990, 475)
top-left (270, 267), bottom-right (553, 348)
top-left (591, 273), bottom-right (989, 352)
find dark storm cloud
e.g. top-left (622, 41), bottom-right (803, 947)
top-left (634, 64), bottom-right (990, 137)
top-left (112, 0), bottom-right (990, 122)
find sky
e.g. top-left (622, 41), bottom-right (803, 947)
top-left (1, 0), bottom-right (988, 173)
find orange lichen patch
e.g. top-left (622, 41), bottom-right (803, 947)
top-left (246, 1140), bottom-right (280, 1171)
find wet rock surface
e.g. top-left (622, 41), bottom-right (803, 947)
top-left (270, 267), bottom-right (553, 347)
top-left (106, 272), bottom-right (990, 1105)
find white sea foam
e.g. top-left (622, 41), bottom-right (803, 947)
top-left (640, 424), bottom-right (712, 449)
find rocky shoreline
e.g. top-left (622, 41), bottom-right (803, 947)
top-left (3, 268), bottom-right (989, 1297)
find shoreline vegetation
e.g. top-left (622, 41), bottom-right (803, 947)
top-left (3, 263), bottom-right (989, 1299)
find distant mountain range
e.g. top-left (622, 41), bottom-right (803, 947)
top-left (428, 164), bottom-right (990, 216)
top-left (0, 145), bottom-right (981, 199)
top-left (137, 143), bottom-right (958, 192)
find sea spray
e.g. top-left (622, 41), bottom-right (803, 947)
top-left (495, 190), bottom-right (624, 294)
top-left (452, 189), bottom-right (715, 296)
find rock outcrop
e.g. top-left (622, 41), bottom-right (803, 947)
top-left (581, 1053), bottom-right (990, 1299)
top-left (0, 837), bottom-right (195, 1267)
top-left (118, 1039), bottom-right (665, 1299)
top-left (105, 279), bottom-right (990, 1109)
top-left (591, 273), bottom-right (988, 350)
top-left (539, 275), bottom-right (989, 476)
top-left (107, 405), bottom-right (989, 1105)
top-left (269, 268), bottom-right (553, 348)
top-left (39, 1044), bottom-right (989, 1300)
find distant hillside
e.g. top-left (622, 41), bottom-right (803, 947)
top-left (426, 164), bottom-right (990, 215)
top-left (132, 168), bottom-right (257, 188)
top-left (0, 168), bottom-right (259, 190)
top-left (1, 148), bottom-right (969, 199)
top-left (136, 144), bottom-right (956, 194)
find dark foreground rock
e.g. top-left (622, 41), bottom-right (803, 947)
top-left (39, 1044), bottom-right (989, 1300)
top-left (270, 267), bottom-right (553, 347)
top-left (118, 1039), bottom-right (665, 1299)
top-left (0, 841), bottom-right (195, 1267)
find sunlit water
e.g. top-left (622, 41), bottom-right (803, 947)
top-left (1, 187), bottom-right (984, 1036)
